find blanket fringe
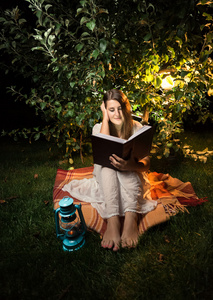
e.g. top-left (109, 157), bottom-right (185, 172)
top-left (178, 197), bottom-right (208, 207)
top-left (163, 203), bottom-right (189, 216)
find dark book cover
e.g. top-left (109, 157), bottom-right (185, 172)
top-left (92, 125), bottom-right (154, 169)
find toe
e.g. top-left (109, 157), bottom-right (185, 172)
top-left (113, 244), bottom-right (119, 251)
top-left (107, 240), bottom-right (114, 249)
top-left (101, 240), bottom-right (107, 248)
top-left (121, 238), bottom-right (136, 249)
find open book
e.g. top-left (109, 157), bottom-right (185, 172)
top-left (91, 125), bottom-right (154, 169)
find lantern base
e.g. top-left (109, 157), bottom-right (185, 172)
top-left (62, 234), bottom-right (85, 252)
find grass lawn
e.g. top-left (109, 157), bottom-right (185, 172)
top-left (0, 129), bottom-right (212, 300)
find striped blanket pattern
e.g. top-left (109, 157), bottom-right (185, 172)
top-left (53, 167), bottom-right (207, 236)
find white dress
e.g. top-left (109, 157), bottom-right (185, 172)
top-left (62, 121), bottom-right (157, 219)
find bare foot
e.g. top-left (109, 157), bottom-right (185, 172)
top-left (101, 216), bottom-right (121, 251)
top-left (121, 212), bottom-right (139, 248)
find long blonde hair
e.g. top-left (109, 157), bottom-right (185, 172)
top-left (103, 89), bottom-right (133, 139)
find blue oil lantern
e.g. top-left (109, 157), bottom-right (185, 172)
top-left (55, 197), bottom-right (87, 251)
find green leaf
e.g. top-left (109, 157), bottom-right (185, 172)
top-left (67, 109), bottom-right (75, 117)
top-left (91, 49), bottom-right (99, 59)
top-left (36, 10), bottom-right (43, 26)
top-left (144, 33), bottom-right (152, 41)
top-left (86, 20), bottom-right (96, 31)
top-left (80, 17), bottom-right (89, 25)
top-left (65, 19), bottom-right (69, 27)
top-left (70, 82), bottom-right (75, 88)
top-left (166, 143), bottom-right (173, 148)
top-left (33, 31), bottom-right (43, 41)
top-left (76, 113), bottom-right (85, 125)
top-left (175, 90), bottom-right (184, 101)
top-left (75, 43), bottom-right (84, 52)
top-left (168, 46), bottom-right (175, 58)
top-left (45, 4), bottom-right (52, 11)
top-left (55, 106), bottom-right (62, 114)
top-left (76, 7), bottom-right (89, 15)
top-left (166, 76), bottom-right (174, 86)
top-left (112, 38), bottom-right (119, 45)
top-left (80, 0), bottom-right (87, 7)
top-left (176, 103), bottom-right (181, 113)
top-left (0, 44), bottom-right (7, 50)
top-left (12, 41), bottom-right (16, 49)
top-left (55, 87), bottom-right (61, 95)
top-left (203, 12), bottom-right (212, 21)
top-left (99, 38), bottom-right (107, 53)
top-left (12, 58), bottom-right (18, 64)
top-left (67, 72), bottom-right (73, 79)
top-left (154, 77), bottom-right (162, 88)
top-left (19, 18), bottom-right (27, 25)
top-left (81, 32), bottom-right (90, 38)
top-left (145, 74), bottom-right (154, 82)
top-left (48, 35), bottom-right (55, 46)
top-left (40, 102), bottom-right (46, 110)
top-left (34, 133), bottom-right (40, 141)
top-left (31, 46), bottom-right (44, 51)
top-left (44, 28), bottom-right (51, 39)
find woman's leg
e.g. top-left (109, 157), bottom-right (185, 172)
top-left (101, 215), bottom-right (121, 251)
top-left (99, 168), bottom-right (121, 251)
top-left (99, 169), bottom-right (142, 250)
top-left (117, 171), bottom-right (142, 248)
top-left (121, 211), bottom-right (139, 248)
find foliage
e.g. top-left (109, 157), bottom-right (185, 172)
top-left (0, 0), bottom-right (213, 161)
top-left (1, 0), bottom-right (108, 159)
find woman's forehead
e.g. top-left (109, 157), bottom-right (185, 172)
top-left (106, 99), bottom-right (121, 108)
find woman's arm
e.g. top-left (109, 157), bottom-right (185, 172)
top-left (109, 153), bottom-right (150, 172)
top-left (100, 102), bottom-right (110, 135)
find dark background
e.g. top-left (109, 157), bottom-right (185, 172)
top-left (0, 0), bottom-right (42, 132)
top-left (0, 1), bottom-right (212, 133)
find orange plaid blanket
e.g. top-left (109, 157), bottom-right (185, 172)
top-left (53, 167), bottom-right (207, 236)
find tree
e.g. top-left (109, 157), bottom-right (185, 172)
top-left (0, 0), bottom-right (212, 162)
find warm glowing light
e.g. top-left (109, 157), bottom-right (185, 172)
top-left (161, 75), bottom-right (174, 90)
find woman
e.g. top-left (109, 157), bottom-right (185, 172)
top-left (62, 89), bottom-right (157, 251)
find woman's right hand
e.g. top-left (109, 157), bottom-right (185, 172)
top-left (101, 101), bottom-right (109, 122)
top-left (100, 101), bottom-right (110, 135)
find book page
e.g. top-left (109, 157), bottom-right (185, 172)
top-left (128, 125), bottom-right (151, 141)
top-left (94, 133), bottom-right (126, 144)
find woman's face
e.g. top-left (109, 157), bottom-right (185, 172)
top-left (106, 100), bottom-right (124, 127)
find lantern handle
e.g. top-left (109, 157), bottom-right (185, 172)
top-left (75, 203), bottom-right (87, 234)
top-left (54, 207), bottom-right (64, 240)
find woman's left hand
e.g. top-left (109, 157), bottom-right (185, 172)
top-left (109, 153), bottom-right (137, 171)
top-left (109, 153), bottom-right (150, 172)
